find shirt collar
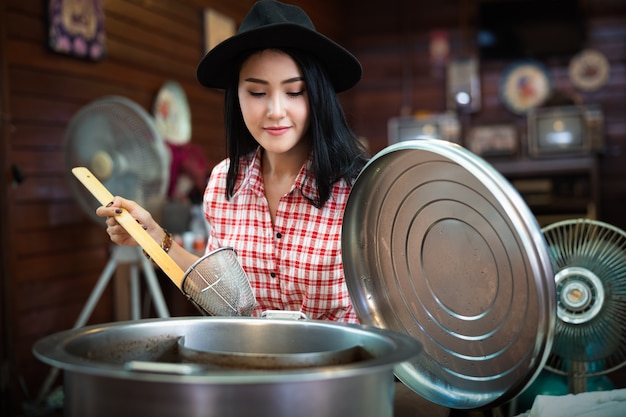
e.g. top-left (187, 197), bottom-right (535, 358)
top-left (233, 147), bottom-right (319, 202)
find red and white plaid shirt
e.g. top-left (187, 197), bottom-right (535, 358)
top-left (204, 148), bottom-right (358, 323)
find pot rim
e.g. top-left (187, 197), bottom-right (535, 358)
top-left (33, 316), bottom-right (422, 384)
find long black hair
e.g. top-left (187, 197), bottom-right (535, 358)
top-left (223, 48), bottom-right (369, 208)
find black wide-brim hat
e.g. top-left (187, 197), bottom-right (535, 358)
top-left (196, 0), bottom-right (362, 92)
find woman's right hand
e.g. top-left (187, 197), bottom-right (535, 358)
top-left (95, 196), bottom-right (162, 247)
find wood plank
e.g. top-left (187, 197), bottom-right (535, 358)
top-left (8, 67), bottom-right (154, 105)
top-left (15, 296), bottom-right (113, 339)
top-left (13, 246), bottom-right (108, 284)
top-left (6, 39), bottom-right (213, 103)
top-left (10, 95), bottom-right (81, 125)
top-left (10, 149), bottom-right (64, 176)
top-left (12, 201), bottom-right (85, 229)
top-left (104, 0), bottom-right (199, 43)
top-left (105, 37), bottom-right (197, 81)
top-left (8, 124), bottom-right (65, 149)
top-left (16, 273), bottom-right (113, 313)
top-left (5, 0), bottom-right (43, 15)
top-left (5, 38), bottom-right (178, 91)
top-left (4, 9), bottom-right (45, 41)
top-left (14, 225), bottom-right (107, 256)
top-left (105, 14), bottom-right (201, 62)
top-left (586, 0), bottom-right (626, 15)
top-left (11, 176), bottom-right (73, 202)
top-left (126, 0), bottom-right (200, 27)
top-left (180, 0), bottom-right (255, 25)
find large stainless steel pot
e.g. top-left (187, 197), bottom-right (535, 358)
top-left (33, 316), bottom-right (421, 417)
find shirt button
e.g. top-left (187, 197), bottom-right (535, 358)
top-left (270, 272), bottom-right (277, 278)
top-left (276, 232), bottom-right (282, 239)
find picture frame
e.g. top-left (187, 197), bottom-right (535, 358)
top-left (467, 124), bottom-right (518, 157)
top-left (203, 8), bottom-right (236, 53)
top-left (47, 0), bottom-right (106, 61)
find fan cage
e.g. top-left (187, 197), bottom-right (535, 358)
top-left (542, 218), bottom-right (626, 377)
top-left (65, 96), bottom-right (170, 224)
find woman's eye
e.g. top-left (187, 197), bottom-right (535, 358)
top-left (287, 90), bottom-right (305, 97)
top-left (249, 91), bottom-right (265, 97)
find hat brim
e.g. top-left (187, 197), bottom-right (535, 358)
top-left (197, 23), bottom-right (362, 92)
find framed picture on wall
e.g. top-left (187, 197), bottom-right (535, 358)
top-left (47, 0), bottom-right (106, 61)
top-left (204, 8), bottom-right (236, 53)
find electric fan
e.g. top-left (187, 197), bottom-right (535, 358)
top-left (541, 218), bottom-right (626, 393)
top-left (35, 96), bottom-right (172, 405)
top-left (63, 95), bottom-right (171, 322)
top-left (66, 96), bottom-right (170, 224)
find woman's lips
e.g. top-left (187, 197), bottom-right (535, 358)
top-left (264, 126), bottom-right (290, 136)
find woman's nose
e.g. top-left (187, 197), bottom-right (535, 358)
top-left (267, 94), bottom-right (286, 119)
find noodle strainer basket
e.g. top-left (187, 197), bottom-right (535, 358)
top-left (182, 247), bottom-right (256, 316)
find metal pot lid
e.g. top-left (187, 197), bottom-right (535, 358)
top-left (342, 139), bottom-right (556, 409)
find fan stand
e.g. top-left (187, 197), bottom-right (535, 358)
top-left (569, 361), bottom-right (588, 394)
top-left (75, 245), bottom-right (171, 323)
top-left (34, 245), bottom-right (170, 406)
top-left (554, 265), bottom-right (602, 395)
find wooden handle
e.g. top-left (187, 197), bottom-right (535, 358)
top-left (72, 167), bottom-right (185, 288)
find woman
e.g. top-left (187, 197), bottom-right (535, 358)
top-left (96, 0), bottom-right (368, 323)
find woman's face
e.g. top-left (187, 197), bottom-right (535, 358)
top-left (238, 50), bottom-right (310, 156)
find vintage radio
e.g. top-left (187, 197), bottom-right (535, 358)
top-left (527, 105), bottom-right (604, 157)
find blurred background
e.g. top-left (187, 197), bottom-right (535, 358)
top-left (1, 0), bottom-right (625, 416)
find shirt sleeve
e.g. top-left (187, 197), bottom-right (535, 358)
top-left (203, 158), bottom-right (230, 253)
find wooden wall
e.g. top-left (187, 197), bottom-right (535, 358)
top-left (0, 1), bottom-right (345, 414)
top-left (342, 0), bottom-right (626, 231)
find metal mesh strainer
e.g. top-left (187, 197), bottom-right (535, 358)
top-left (182, 247), bottom-right (256, 316)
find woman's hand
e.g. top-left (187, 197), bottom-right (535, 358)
top-left (95, 196), bottom-right (162, 246)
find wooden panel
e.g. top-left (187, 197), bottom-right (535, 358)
top-left (12, 201), bottom-right (86, 229)
top-left (5, 39), bottom-right (199, 99)
top-left (15, 293), bottom-right (113, 339)
top-left (13, 245), bottom-right (108, 284)
top-left (105, 37), bottom-right (197, 81)
top-left (15, 226), bottom-right (106, 257)
top-left (9, 124), bottom-right (66, 149)
top-left (10, 95), bottom-right (81, 125)
top-left (104, 1), bottom-right (200, 43)
top-left (8, 68), bottom-right (154, 105)
top-left (11, 177), bottom-right (72, 202)
top-left (16, 274), bottom-right (112, 317)
top-left (104, 16), bottom-right (200, 62)
top-left (11, 149), bottom-right (64, 176)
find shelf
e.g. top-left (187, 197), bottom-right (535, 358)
top-left (486, 155), bottom-right (600, 224)
top-left (488, 156), bottom-right (597, 178)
